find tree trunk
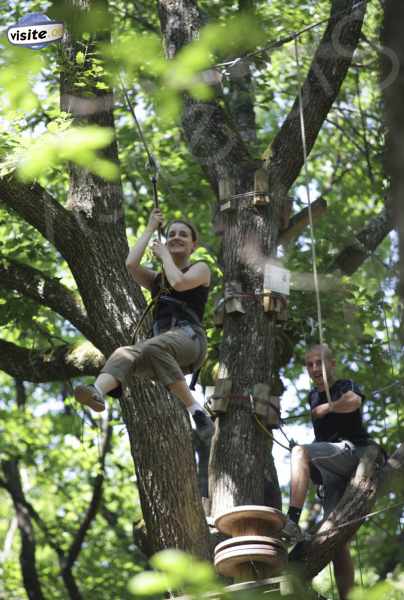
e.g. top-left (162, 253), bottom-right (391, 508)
top-left (59, 0), bottom-right (210, 558)
top-left (210, 182), bottom-right (280, 514)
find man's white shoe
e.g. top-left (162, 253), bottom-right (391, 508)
top-left (281, 518), bottom-right (306, 544)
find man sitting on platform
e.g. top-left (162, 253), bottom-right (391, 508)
top-left (283, 343), bottom-right (373, 600)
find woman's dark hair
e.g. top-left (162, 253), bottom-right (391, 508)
top-left (165, 219), bottom-right (199, 243)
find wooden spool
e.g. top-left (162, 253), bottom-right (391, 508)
top-left (214, 537), bottom-right (287, 579)
top-left (213, 507), bottom-right (287, 582)
top-left (214, 505), bottom-right (286, 537)
top-left (214, 535), bottom-right (286, 555)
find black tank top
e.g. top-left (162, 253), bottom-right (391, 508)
top-left (150, 263), bottom-right (209, 324)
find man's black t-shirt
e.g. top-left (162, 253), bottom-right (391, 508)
top-left (308, 379), bottom-right (371, 445)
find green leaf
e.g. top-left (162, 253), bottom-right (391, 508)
top-left (128, 571), bottom-right (171, 596)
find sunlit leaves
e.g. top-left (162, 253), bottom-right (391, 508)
top-left (105, 15), bottom-right (267, 122)
top-left (2, 119), bottom-right (120, 182)
top-left (75, 51), bottom-right (85, 66)
top-left (129, 549), bottom-right (220, 597)
top-left (0, 46), bottom-right (43, 115)
top-left (350, 580), bottom-right (403, 600)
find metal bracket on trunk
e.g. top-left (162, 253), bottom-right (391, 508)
top-left (218, 171), bottom-right (271, 212)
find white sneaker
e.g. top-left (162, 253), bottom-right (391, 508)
top-left (281, 518), bottom-right (305, 544)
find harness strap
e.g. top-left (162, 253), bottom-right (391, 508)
top-left (157, 294), bottom-right (202, 327)
top-left (131, 277), bottom-right (205, 384)
top-left (131, 284), bottom-right (170, 343)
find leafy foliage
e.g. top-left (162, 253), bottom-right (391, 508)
top-left (0, 0), bottom-right (402, 597)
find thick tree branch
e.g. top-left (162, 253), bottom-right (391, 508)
top-left (264, 0), bottom-right (367, 194)
top-left (0, 339), bottom-right (104, 383)
top-left (0, 178), bottom-right (76, 259)
top-left (0, 256), bottom-right (96, 343)
top-left (331, 206), bottom-right (393, 274)
top-left (278, 197), bottom-right (327, 246)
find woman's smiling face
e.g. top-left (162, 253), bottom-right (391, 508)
top-left (166, 222), bottom-right (196, 257)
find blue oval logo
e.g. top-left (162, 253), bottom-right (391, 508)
top-left (7, 13), bottom-right (64, 50)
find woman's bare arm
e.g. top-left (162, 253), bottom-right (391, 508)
top-left (126, 209), bottom-right (163, 290)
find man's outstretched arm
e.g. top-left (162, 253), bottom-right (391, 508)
top-left (312, 391), bottom-right (362, 419)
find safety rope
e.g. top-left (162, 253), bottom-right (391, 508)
top-left (311, 499), bottom-right (404, 541)
top-left (119, 75), bottom-right (158, 179)
top-left (120, 77), bottom-right (163, 244)
top-left (254, 415), bottom-right (292, 452)
top-left (294, 37), bottom-right (333, 409)
top-left (119, 74), bottom-right (175, 339)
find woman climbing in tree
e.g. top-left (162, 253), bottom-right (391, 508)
top-left (74, 208), bottom-right (214, 443)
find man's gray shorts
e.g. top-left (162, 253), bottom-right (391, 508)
top-left (303, 441), bottom-right (359, 517)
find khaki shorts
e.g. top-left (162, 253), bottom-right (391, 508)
top-left (100, 324), bottom-right (207, 388)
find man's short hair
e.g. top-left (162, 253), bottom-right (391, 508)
top-left (305, 343), bottom-right (333, 361)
